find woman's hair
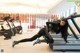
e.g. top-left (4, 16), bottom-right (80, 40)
top-left (60, 18), bottom-right (68, 26)
top-left (61, 18), bottom-right (66, 22)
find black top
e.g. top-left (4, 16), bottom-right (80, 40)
top-left (46, 20), bottom-right (60, 33)
top-left (46, 20), bottom-right (68, 37)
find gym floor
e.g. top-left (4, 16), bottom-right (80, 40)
top-left (0, 29), bottom-right (79, 53)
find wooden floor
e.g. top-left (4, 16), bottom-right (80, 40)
top-left (0, 29), bottom-right (80, 53)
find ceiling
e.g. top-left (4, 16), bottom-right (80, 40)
top-left (0, 0), bottom-right (63, 14)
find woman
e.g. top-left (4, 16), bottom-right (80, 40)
top-left (12, 18), bottom-right (68, 47)
top-left (46, 18), bottom-right (69, 43)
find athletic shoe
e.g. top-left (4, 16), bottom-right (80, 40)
top-left (33, 38), bottom-right (41, 46)
top-left (12, 41), bottom-right (18, 47)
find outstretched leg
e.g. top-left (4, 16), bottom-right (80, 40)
top-left (12, 34), bottom-right (42, 47)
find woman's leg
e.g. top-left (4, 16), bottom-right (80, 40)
top-left (44, 28), bottom-right (54, 43)
top-left (18, 34), bottom-right (42, 43)
top-left (12, 34), bottom-right (42, 47)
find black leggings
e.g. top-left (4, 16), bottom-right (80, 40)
top-left (18, 28), bottom-right (54, 43)
top-left (18, 34), bottom-right (42, 43)
top-left (18, 34), bottom-right (53, 43)
top-left (17, 28), bottom-right (54, 43)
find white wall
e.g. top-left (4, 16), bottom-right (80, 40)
top-left (48, 0), bottom-right (76, 14)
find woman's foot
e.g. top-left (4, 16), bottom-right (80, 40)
top-left (12, 41), bottom-right (18, 47)
top-left (33, 38), bottom-right (41, 46)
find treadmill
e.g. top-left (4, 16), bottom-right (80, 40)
top-left (49, 13), bottom-right (80, 51)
